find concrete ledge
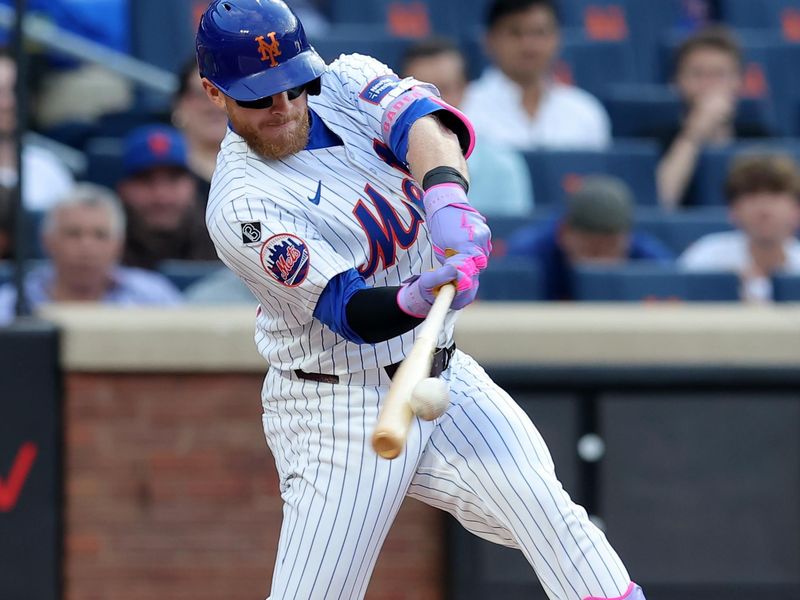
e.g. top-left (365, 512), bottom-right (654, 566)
top-left (39, 303), bottom-right (800, 372)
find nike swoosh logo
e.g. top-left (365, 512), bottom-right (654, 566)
top-left (308, 181), bottom-right (322, 205)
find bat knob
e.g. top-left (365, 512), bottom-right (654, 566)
top-left (371, 431), bottom-right (402, 459)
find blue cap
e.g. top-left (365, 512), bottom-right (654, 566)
top-left (123, 125), bottom-right (189, 177)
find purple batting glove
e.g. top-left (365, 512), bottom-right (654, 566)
top-left (397, 263), bottom-right (479, 318)
top-left (423, 183), bottom-right (492, 267)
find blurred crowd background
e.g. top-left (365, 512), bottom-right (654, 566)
top-left (3, 0), bottom-right (800, 323)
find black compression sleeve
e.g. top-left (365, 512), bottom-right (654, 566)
top-left (345, 286), bottom-right (423, 344)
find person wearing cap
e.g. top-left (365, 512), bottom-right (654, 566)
top-left (0, 183), bottom-right (183, 324)
top-left (117, 124), bottom-right (218, 270)
top-left (507, 175), bottom-right (673, 300)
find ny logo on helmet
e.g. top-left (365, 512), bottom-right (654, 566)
top-left (255, 32), bottom-right (281, 67)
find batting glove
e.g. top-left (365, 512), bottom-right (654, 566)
top-left (423, 183), bottom-right (492, 269)
top-left (397, 263), bottom-right (479, 318)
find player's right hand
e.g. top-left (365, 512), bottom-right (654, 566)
top-left (397, 263), bottom-right (479, 318)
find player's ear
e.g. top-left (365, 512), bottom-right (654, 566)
top-left (201, 78), bottom-right (227, 110)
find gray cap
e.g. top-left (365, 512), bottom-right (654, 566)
top-left (564, 175), bottom-right (633, 233)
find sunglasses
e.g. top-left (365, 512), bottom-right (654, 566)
top-left (234, 83), bottom-right (308, 109)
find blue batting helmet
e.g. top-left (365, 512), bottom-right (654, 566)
top-left (196, 0), bottom-right (326, 102)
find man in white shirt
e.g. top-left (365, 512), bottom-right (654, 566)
top-left (680, 153), bottom-right (800, 301)
top-left (462, 0), bottom-right (611, 151)
top-left (401, 37), bottom-right (535, 217)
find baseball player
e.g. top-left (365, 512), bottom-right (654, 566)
top-left (196, 1), bottom-right (646, 599)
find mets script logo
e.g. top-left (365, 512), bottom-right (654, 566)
top-left (260, 233), bottom-right (310, 287)
top-left (354, 184), bottom-right (424, 279)
top-left (255, 32), bottom-right (281, 67)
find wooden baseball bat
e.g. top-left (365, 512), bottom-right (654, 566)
top-left (371, 282), bottom-right (457, 459)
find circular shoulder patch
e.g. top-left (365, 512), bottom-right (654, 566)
top-left (259, 233), bottom-right (311, 287)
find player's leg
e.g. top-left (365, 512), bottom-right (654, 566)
top-left (408, 351), bottom-right (641, 600)
top-left (261, 368), bottom-right (433, 600)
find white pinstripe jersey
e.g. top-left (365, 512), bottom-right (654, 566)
top-left (206, 54), bottom-right (457, 374)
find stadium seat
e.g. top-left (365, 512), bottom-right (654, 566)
top-left (157, 260), bottom-right (224, 292)
top-left (719, 0), bottom-right (800, 41)
top-left (634, 208), bottom-right (732, 255)
top-left (772, 274), bottom-right (800, 302)
top-left (84, 138), bottom-right (125, 189)
top-left (309, 28), bottom-right (413, 73)
top-left (558, 0), bottom-right (630, 41)
top-left (486, 214), bottom-right (538, 258)
top-left (523, 141), bottom-right (660, 207)
top-left (0, 261), bottom-right (10, 287)
top-left (556, 32), bottom-right (637, 96)
top-left (602, 84), bottom-right (776, 138)
top-left (572, 264), bottom-right (741, 301)
top-left (477, 258), bottom-right (544, 301)
top-left (328, 0), bottom-right (457, 37)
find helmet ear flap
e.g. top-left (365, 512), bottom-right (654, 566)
top-left (306, 77), bottom-right (322, 96)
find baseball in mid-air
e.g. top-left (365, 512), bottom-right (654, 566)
top-left (410, 377), bottom-right (450, 420)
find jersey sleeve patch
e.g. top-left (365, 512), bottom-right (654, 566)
top-left (259, 233), bottom-right (311, 288)
top-left (359, 74), bottom-right (400, 104)
top-left (240, 221), bottom-right (263, 245)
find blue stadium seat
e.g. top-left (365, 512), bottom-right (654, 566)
top-left (523, 141), bottom-right (660, 207)
top-left (618, 0), bottom-right (701, 82)
top-left (157, 260), bottom-right (223, 292)
top-left (772, 274), bottom-right (800, 302)
top-left (84, 138), bottom-right (125, 189)
top-left (0, 261), bottom-right (10, 286)
top-left (690, 140), bottom-right (800, 206)
top-left (634, 208), bottom-right (732, 255)
top-left (557, 0), bottom-right (631, 40)
top-left (572, 264), bottom-right (741, 301)
top-left (309, 28), bottom-right (412, 73)
top-left (477, 258), bottom-right (544, 301)
top-left (557, 32), bottom-right (637, 96)
top-left (602, 84), bottom-right (776, 138)
top-left (486, 214), bottom-right (538, 258)
top-left (718, 0), bottom-right (800, 36)
top-left (328, 0), bottom-right (458, 37)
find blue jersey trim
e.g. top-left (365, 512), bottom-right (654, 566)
top-left (388, 97), bottom-right (443, 163)
top-left (305, 109), bottom-right (343, 150)
top-left (313, 268), bottom-right (368, 344)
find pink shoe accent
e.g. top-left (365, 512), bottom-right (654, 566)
top-left (583, 582), bottom-right (637, 600)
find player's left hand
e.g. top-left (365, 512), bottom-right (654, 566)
top-left (423, 184), bottom-right (492, 268)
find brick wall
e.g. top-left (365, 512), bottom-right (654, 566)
top-left (65, 373), bottom-right (444, 600)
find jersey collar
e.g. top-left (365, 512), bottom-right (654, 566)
top-left (305, 108), bottom-right (343, 150)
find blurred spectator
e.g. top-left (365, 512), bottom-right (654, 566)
top-left (401, 37), bottom-right (534, 217)
top-left (657, 26), bottom-right (769, 209)
top-left (680, 153), bottom-right (800, 301)
top-left (0, 50), bottom-right (74, 212)
top-left (172, 58), bottom-right (229, 204)
top-left (0, 183), bottom-right (182, 324)
top-left (117, 125), bottom-right (218, 270)
top-left (462, 0), bottom-right (611, 150)
top-left (507, 175), bottom-right (673, 300)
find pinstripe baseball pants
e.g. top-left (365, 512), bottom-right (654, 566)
top-left (262, 350), bottom-right (634, 600)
